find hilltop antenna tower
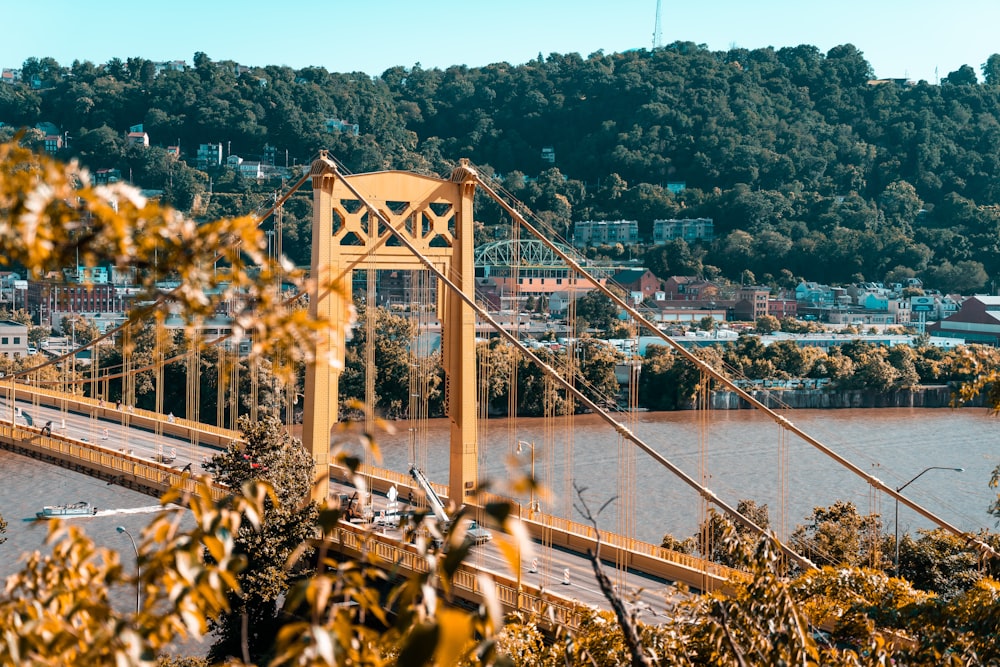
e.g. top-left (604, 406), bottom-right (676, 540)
top-left (653, 0), bottom-right (663, 49)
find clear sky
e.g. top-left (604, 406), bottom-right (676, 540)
top-left (3, 0), bottom-right (998, 84)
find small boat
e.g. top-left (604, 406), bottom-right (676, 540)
top-left (36, 501), bottom-right (95, 518)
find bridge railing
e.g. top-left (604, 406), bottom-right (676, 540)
top-left (339, 462), bottom-right (745, 590)
top-left (6, 382), bottom-right (239, 446)
top-left (480, 491), bottom-right (748, 587)
top-left (0, 420), bottom-right (228, 503)
top-left (332, 521), bottom-right (584, 629)
top-left (351, 463), bottom-right (449, 498)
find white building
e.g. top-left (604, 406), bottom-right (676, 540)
top-left (0, 320), bottom-right (29, 358)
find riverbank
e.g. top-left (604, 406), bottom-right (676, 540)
top-left (708, 385), bottom-right (983, 410)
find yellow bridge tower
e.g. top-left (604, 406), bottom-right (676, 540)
top-left (302, 155), bottom-right (479, 504)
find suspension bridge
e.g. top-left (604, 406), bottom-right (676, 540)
top-left (1, 153), bottom-right (995, 628)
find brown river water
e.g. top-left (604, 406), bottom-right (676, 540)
top-left (368, 407), bottom-right (1000, 545)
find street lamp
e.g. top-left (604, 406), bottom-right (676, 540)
top-left (116, 525), bottom-right (140, 614)
top-left (516, 440), bottom-right (538, 513)
top-left (894, 466), bottom-right (963, 575)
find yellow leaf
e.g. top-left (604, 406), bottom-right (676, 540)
top-left (434, 608), bottom-right (474, 666)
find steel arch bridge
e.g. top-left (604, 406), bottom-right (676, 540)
top-left (474, 239), bottom-right (582, 268)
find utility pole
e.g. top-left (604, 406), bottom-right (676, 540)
top-left (652, 0), bottom-right (663, 49)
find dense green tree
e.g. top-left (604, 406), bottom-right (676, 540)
top-left (575, 338), bottom-right (623, 409)
top-left (636, 344), bottom-right (721, 411)
top-left (59, 314), bottom-right (100, 346)
top-left (340, 303), bottom-right (443, 419)
top-left (945, 64), bottom-right (978, 86)
top-left (765, 339), bottom-right (809, 377)
top-left (925, 259), bottom-right (989, 293)
top-left (897, 529), bottom-right (991, 599)
top-left (203, 415), bottom-right (318, 664)
top-left (984, 53), bottom-right (1000, 85)
top-left (6, 44), bottom-right (1000, 293)
top-left (790, 500), bottom-right (885, 568)
top-left (573, 289), bottom-right (620, 335)
top-left (753, 314), bottom-right (780, 334)
top-left (695, 499), bottom-right (770, 567)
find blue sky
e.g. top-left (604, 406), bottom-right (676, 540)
top-left (3, 0), bottom-right (998, 83)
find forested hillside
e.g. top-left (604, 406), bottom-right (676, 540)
top-left (3, 45), bottom-right (1000, 290)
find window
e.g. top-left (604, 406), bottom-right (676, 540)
top-left (1, 337), bottom-right (7, 345)
top-left (13, 337), bottom-right (19, 344)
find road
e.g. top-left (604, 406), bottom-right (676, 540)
top-left (330, 477), bottom-right (684, 616)
top-left (1, 397), bottom-right (685, 617)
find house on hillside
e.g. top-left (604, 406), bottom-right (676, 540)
top-left (611, 268), bottom-right (662, 304)
top-left (768, 297), bottom-right (798, 318)
top-left (548, 289), bottom-right (597, 315)
top-left (732, 286), bottom-right (770, 321)
top-left (126, 131), bottom-right (149, 148)
top-left (238, 161), bottom-right (264, 180)
top-left (0, 320), bottom-right (29, 358)
top-left (661, 276), bottom-right (719, 301)
top-left (43, 135), bottom-right (63, 154)
top-left (795, 281), bottom-right (836, 307)
top-left (197, 143), bottom-right (223, 168)
top-left (325, 118), bottom-right (360, 136)
top-left (94, 168), bottom-right (121, 184)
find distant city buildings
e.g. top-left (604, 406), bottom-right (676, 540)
top-left (573, 220), bottom-right (639, 248)
top-left (652, 218), bottom-right (714, 244)
top-left (572, 218), bottom-right (714, 248)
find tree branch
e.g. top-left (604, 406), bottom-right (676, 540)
top-left (573, 483), bottom-right (652, 667)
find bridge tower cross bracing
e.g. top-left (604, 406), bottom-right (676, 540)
top-left (302, 155), bottom-right (479, 504)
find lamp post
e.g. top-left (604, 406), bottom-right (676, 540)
top-left (894, 466), bottom-right (963, 575)
top-left (516, 440), bottom-right (537, 513)
top-left (116, 525), bottom-right (140, 614)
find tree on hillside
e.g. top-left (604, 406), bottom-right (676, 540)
top-left (945, 64), bottom-right (978, 85)
top-left (576, 338), bottom-right (623, 408)
top-left (984, 53), bottom-right (1000, 85)
top-left (636, 344), bottom-right (722, 411)
top-left (925, 259), bottom-right (989, 293)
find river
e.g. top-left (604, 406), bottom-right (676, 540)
top-left (2, 408), bottom-right (998, 573)
top-left (368, 407), bottom-right (1000, 545)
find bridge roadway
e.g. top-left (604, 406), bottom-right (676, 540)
top-left (0, 388), bottom-right (738, 624)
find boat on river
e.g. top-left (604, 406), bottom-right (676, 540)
top-left (36, 501), bottom-right (94, 518)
